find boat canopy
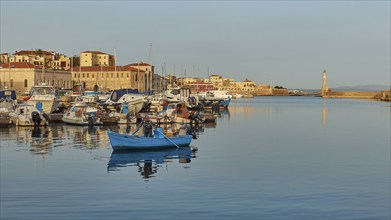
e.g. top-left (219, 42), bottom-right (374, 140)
top-left (110, 88), bottom-right (140, 102)
top-left (0, 90), bottom-right (17, 100)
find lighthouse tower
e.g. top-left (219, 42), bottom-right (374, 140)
top-left (321, 70), bottom-right (327, 97)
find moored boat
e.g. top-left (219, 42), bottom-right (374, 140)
top-left (0, 89), bottom-right (17, 126)
top-left (26, 83), bottom-right (60, 114)
top-left (9, 103), bottom-right (48, 127)
top-left (62, 100), bottom-right (102, 126)
top-left (108, 128), bottom-right (192, 151)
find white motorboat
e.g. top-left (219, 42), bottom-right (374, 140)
top-left (108, 103), bottom-right (137, 124)
top-left (62, 100), bottom-right (102, 126)
top-left (198, 90), bottom-right (232, 100)
top-left (0, 89), bottom-right (17, 125)
top-left (165, 85), bottom-right (199, 108)
top-left (26, 83), bottom-right (60, 113)
top-left (115, 94), bottom-right (146, 113)
top-left (9, 104), bottom-right (48, 127)
top-left (105, 89), bottom-right (147, 114)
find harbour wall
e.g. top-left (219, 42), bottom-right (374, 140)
top-left (324, 91), bottom-right (381, 99)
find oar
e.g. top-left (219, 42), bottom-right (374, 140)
top-left (155, 129), bottom-right (179, 148)
top-left (131, 129), bottom-right (139, 136)
top-left (131, 122), bottom-right (143, 136)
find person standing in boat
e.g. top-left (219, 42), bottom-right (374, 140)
top-left (142, 115), bottom-right (155, 137)
top-left (132, 115), bottom-right (156, 137)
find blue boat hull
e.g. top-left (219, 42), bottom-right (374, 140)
top-left (220, 99), bottom-right (231, 109)
top-left (108, 129), bottom-right (193, 151)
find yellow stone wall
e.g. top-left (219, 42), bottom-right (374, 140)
top-left (71, 69), bottom-right (146, 91)
top-left (0, 68), bottom-right (72, 93)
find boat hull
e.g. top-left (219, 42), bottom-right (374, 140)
top-left (108, 129), bottom-right (192, 151)
top-left (27, 99), bottom-right (59, 114)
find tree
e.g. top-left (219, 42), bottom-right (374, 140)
top-left (72, 55), bottom-right (80, 67)
top-left (35, 49), bottom-right (43, 56)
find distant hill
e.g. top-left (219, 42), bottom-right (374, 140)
top-left (331, 85), bottom-right (390, 91)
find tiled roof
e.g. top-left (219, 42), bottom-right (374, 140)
top-left (1, 62), bottom-right (37, 68)
top-left (14, 50), bottom-right (53, 56)
top-left (126, 62), bottom-right (152, 67)
top-left (80, 51), bottom-right (108, 55)
top-left (72, 66), bottom-right (143, 72)
top-left (188, 82), bottom-right (213, 85)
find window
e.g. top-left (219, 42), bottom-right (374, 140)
top-left (83, 73), bottom-right (85, 78)
top-left (74, 73), bottom-right (77, 78)
top-left (121, 73), bottom-right (123, 78)
top-left (87, 73), bottom-right (89, 78)
top-left (92, 74), bottom-right (94, 78)
top-left (24, 79), bottom-right (28, 87)
top-left (111, 73), bottom-right (113, 78)
top-left (10, 79), bottom-right (13, 88)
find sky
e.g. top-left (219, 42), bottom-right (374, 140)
top-left (0, 1), bottom-right (390, 89)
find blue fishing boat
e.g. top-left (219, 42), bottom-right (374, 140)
top-left (107, 128), bottom-right (193, 151)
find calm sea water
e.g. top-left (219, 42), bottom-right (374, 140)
top-left (1, 97), bottom-right (390, 220)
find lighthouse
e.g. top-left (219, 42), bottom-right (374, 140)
top-left (321, 70), bottom-right (327, 97)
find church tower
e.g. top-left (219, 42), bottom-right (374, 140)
top-left (321, 70), bottom-right (327, 97)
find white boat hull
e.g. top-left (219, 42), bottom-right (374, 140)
top-left (27, 99), bottom-right (59, 114)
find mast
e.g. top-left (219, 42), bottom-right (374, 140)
top-left (41, 56), bottom-right (45, 84)
top-left (148, 43), bottom-right (152, 93)
top-left (114, 48), bottom-right (117, 89)
top-left (71, 56), bottom-right (73, 89)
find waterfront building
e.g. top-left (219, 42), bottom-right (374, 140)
top-left (125, 62), bottom-right (154, 93)
top-left (209, 74), bottom-right (223, 87)
top-left (71, 65), bottom-right (146, 92)
top-left (217, 78), bottom-right (257, 94)
top-left (187, 82), bottom-right (215, 93)
top-left (9, 50), bottom-right (71, 70)
top-left (0, 53), bottom-right (9, 64)
top-left (0, 62), bottom-right (72, 93)
top-left (177, 77), bottom-right (206, 86)
top-left (80, 51), bottom-right (115, 67)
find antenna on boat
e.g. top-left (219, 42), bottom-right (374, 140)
top-left (149, 43), bottom-right (152, 93)
top-left (114, 48), bottom-right (117, 89)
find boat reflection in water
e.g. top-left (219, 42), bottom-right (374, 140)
top-left (13, 126), bottom-right (54, 155)
top-left (107, 147), bottom-right (197, 180)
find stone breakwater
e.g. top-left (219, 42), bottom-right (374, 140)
top-left (323, 90), bottom-right (391, 102)
top-left (324, 91), bottom-right (381, 99)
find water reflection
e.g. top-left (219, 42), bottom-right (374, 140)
top-left (11, 126), bottom-right (55, 155)
top-left (1, 122), bottom-right (210, 157)
top-left (108, 147), bottom-right (197, 180)
top-left (322, 107), bottom-right (328, 128)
